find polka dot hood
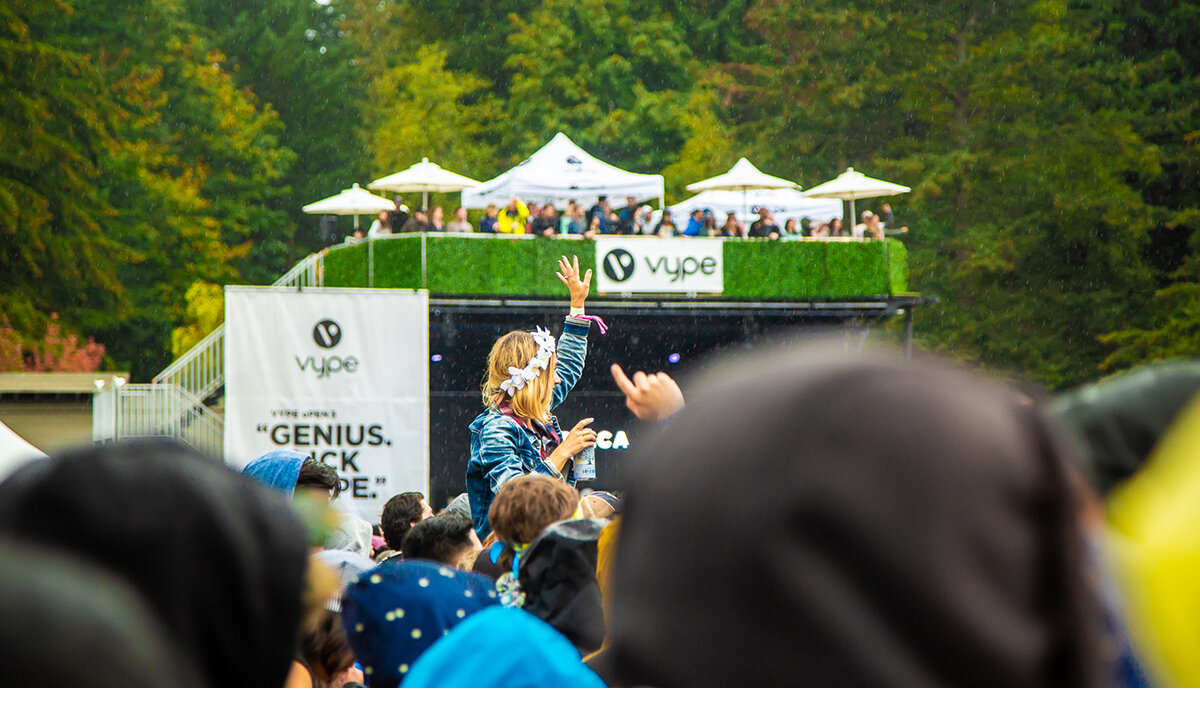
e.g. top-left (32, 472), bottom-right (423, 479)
top-left (341, 559), bottom-right (499, 687)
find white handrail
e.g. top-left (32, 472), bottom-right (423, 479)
top-left (151, 251), bottom-right (325, 399)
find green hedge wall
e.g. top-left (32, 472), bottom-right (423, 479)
top-left (322, 235), bottom-right (909, 298)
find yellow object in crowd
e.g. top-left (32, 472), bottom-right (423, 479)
top-left (495, 200), bottom-right (530, 234)
top-left (1108, 391), bottom-right (1200, 686)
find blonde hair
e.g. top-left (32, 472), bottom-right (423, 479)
top-left (482, 330), bottom-right (557, 423)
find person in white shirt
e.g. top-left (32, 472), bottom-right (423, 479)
top-left (368, 210), bottom-right (392, 239)
top-left (447, 206), bottom-right (473, 233)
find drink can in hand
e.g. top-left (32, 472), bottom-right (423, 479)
top-left (573, 445), bottom-right (596, 481)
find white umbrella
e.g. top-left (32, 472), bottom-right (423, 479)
top-left (368, 157), bottom-right (480, 212)
top-left (302, 183), bottom-right (397, 229)
top-left (801, 167), bottom-right (911, 228)
top-left (686, 158), bottom-right (800, 220)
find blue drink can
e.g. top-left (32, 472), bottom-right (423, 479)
top-left (573, 445), bottom-right (596, 481)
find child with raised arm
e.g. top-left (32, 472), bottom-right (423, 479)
top-left (465, 256), bottom-right (598, 538)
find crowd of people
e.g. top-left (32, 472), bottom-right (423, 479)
top-left (351, 195), bottom-right (909, 242)
top-left (6, 259), bottom-right (1200, 688)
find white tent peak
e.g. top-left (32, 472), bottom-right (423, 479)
top-left (461, 133), bottom-right (664, 209)
top-left (686, 158), bottom-right (799, 193)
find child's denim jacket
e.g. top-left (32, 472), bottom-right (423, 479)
top-left (466, 316), bottom-right (591, 537)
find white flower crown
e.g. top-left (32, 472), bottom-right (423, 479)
top-left (499, 326), bottom-right (557, 397)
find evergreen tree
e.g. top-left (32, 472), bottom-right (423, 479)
top-left (736, 0), bottom-right (1161, 387)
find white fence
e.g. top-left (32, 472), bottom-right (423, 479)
top-left (92, 383), bottom-right (225, 459)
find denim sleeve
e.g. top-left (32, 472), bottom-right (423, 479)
top-left (551, 316), bottom-right (590, 410)
top-left (477, 417), bottom-right (531, 495)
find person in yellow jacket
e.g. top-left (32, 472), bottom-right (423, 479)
top-left (495, 198), bottom-right (530, 235)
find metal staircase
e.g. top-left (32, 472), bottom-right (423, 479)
top-left (95, 251), bottom-right (325, 457)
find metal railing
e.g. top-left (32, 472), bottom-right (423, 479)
top-left (151, 324), bottom-right (226, 402)
top-left (151, 251), bottom-right (325, 399)
top-left (125, 250), bottom-right (325, 457)
top-left (93, 383), bottom-right (225, 459)
top-left (274, 250), bottom-right (325, 289)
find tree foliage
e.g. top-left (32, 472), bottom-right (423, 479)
top-left (0, 0), bottom-right (123, 348)
top-left (361, 45), bottom-right (501, 181)
top-left (4, 0), bottom-right (1199, 389)
top-left (728, 0), bottom-right (1165, 387)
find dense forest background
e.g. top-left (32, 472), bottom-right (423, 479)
top-left (2, 0), bottom-right (1197, 387)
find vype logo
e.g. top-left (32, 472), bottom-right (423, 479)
top-left (298, 318), bottom-right (358, 378)
top-left (312, 319), bottom-right (342, 348)
top-left (602, 248), bottom-right (635, 282)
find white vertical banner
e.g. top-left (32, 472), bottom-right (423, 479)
top-left (224, 286), bottom-right (428, 522)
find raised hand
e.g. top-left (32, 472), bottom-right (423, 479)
top-left (611, 363), bottom-right (685, 422)
top-left (556, 254), bottom-right (592, 308)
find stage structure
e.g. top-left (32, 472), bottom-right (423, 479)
top-left (99, 233), bottom-right (935, 513)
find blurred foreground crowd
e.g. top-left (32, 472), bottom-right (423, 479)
top-left (2, 341), bottom-right (1199, 687)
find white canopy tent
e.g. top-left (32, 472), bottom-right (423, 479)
top-left (461, 133), bottom-right (664, 210)
top-left (657, 189), bottom-right (844, 228)
top-left (0, 417), bottom-right (45, 483)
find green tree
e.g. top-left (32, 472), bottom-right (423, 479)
top-left (0, 0), bottom-right (124, 353)
top-left (55, 0), bottom-right (295, 378)
top-left (660, 76), bottom-right (742, 203)
top-left (171, 281), bottom-right (225, 358)
top-left (735, 0), bottom-right (1161, 387)
top-left (186, 0), bottom-right (367, 257)
top-left (360, 45), bottom-right (502, 187)
top-left (659, 0), bottom-right (770, 64)
top-left (503, 0), bottom-right (697, 173)
top-left (365, 0), bottom-right (539, 93)
top-left (1093, 0), bottom-right (1200, 369)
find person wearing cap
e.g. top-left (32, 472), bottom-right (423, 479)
top-left (853, 210), bottom-right (874, 238)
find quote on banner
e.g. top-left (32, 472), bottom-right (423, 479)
top-left (224, 286), bottom-right (429, 523)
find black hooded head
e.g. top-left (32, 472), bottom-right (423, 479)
top-left (604, 344), bottom-right (1107, 687)
top-left (0, 439), bottom-right (309, 687)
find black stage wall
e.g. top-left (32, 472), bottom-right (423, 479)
top-left (425, 299), bottom-right (917, 507)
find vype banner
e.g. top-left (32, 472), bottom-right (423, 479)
top-left (224, 286), bottom-right (429, 522)
top-left (595, 237), bottom-right (724, 294)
